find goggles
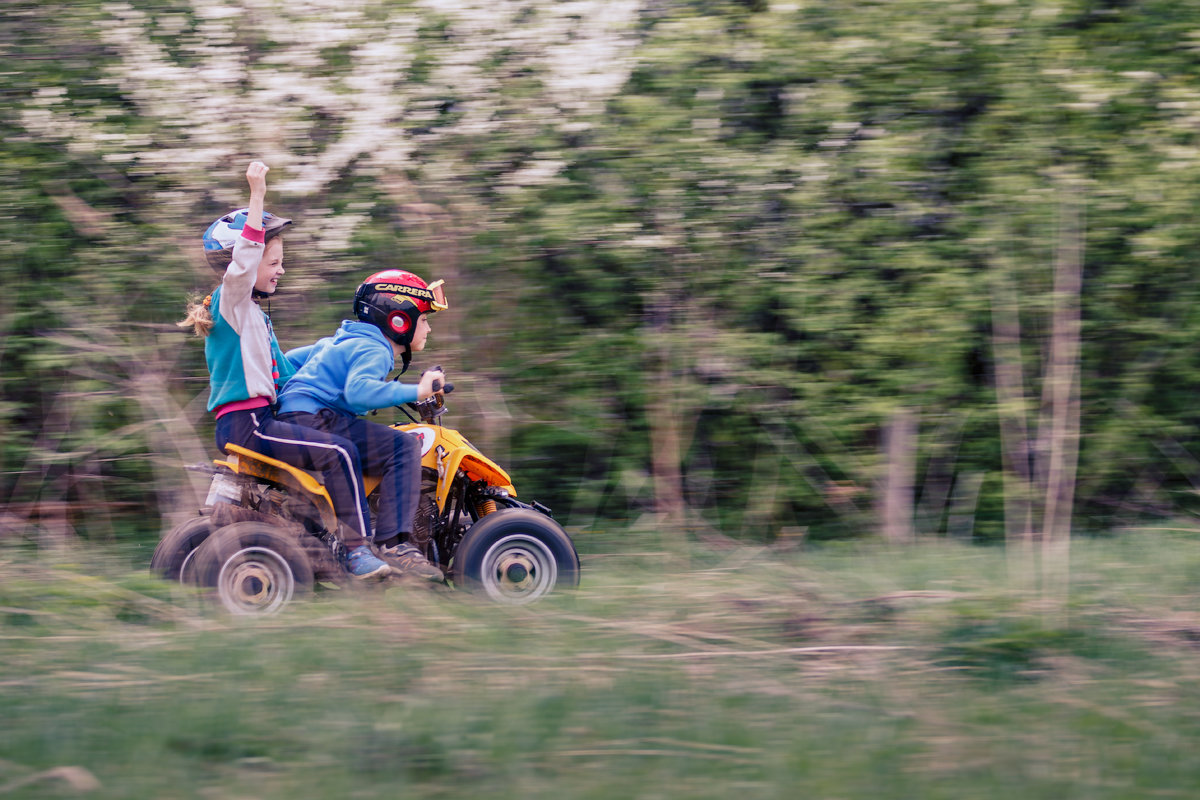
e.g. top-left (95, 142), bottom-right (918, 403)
top-left (426, 279), bottom-right (449, 312)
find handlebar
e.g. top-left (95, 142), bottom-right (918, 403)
top-left (429, 364), bottom-right (453, 396)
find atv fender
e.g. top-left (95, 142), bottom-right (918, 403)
top-left (219, 443), bottom-right (338, 532)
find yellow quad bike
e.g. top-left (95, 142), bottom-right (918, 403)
top-left (151, 381), bottom-right (581, 613)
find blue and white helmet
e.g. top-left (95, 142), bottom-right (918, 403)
top-left (202, 207), bottom-right (292, 272)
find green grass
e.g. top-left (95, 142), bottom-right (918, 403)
top-left (4, 527), bottom-right (1200, 798)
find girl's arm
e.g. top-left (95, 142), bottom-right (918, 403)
top-left (244, 162), bottom-right (267, 234)
top-left (284, 344), bottom-right (316, 371)
top-left (220, 162), bottom-right (269, 304)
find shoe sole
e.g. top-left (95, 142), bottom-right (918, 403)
top-left (384, 560), bottom-right (444, 581)
top-left (350, 564), bottom-right (392, 580)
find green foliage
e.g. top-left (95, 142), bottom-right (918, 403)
top-left (937, 610), bottom-right (1113, 682)
top-left (6, 0), bottom-right (1200, 544)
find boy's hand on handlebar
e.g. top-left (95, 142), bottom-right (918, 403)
top-left (417, 368), bottom-right (446, 401)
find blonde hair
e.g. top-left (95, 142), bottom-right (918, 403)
top-left (178, 292), bottom-right (215, 337)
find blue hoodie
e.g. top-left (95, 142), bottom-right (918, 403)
top-left (278, 321), bottom-right (419, 417)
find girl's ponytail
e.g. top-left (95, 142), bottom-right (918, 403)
top-left (178, 293), bottom-right (215, 337)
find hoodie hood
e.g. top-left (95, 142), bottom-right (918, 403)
top-left (333, 319), bottom-right (394, 347)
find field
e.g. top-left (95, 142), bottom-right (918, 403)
top-left (3, 528), bottom-right (1200, 799)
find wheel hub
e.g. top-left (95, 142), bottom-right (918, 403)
top-left (217, 546), bottom-right (295, 615)
top-left (230, 563), bottom-right (273, 604)
top-left (479, 534), bottom-right (559, 604)
top-left (502, 558), bottom-right (530, 585)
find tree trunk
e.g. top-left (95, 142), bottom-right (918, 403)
top-left (1040, 184), bottom-right (1083, 623)
top-left (648, 343), bottom-right (687, 529)
top-left (878, 407), bottom-right (917, 543)
top-left (989, 263), bottom-right (1037, 585)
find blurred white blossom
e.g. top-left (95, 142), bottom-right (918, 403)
top-left (18, 0), bottom-right (643, 248)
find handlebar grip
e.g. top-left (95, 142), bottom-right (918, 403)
top-left (428, 366), bottom-right (453, 395)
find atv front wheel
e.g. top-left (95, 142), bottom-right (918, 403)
top-left (452, 509), bottom-right (580, 604)
top-left (190, 521), bottom-right (314, 615)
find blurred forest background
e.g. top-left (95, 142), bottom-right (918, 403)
top-left (5, 0), bottom-right (1200, 551)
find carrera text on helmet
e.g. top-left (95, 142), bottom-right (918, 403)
top-left (374, 283), bottom-right (436, 302)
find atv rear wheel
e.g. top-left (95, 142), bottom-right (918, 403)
top-left (452, 509), bottom-right (580, 604)
top-left (150, 514), bottom-right (215, 583)
top-left (190, 521), bottom-right (314, 615)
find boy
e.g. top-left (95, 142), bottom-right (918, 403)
top-left (277, 270), bottom-right (448, 581)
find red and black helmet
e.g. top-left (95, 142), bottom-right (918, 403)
top-left (353, 269), bottom-right (448, 347)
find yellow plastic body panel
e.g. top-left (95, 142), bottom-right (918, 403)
top-left (219, 443), bottom-right (338, 531)
top-left (394, 422), bottom-right (517, 511)
top-left (214, 424), bottom-right (514, 523)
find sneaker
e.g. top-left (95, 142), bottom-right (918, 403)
top-left (343, 545), bottom-right (391, 580)
top-left (380, 542), bottom-right (444, 582)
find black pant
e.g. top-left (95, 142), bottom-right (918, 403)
top-left (277, 409), bottom-right (421, 542)
top-left (215, 407), bottom-right (370, 548)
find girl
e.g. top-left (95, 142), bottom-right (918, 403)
top-left (179, 161), bottom-right (391, 580)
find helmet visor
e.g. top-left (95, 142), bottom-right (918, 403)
top-left (427, 279), bottom-right (448, 312)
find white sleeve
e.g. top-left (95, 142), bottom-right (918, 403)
top-left (218, 236), bottom-right (265, 334)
